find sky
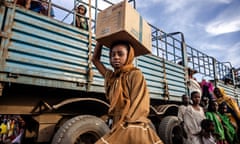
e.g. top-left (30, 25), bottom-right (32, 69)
top-left (135, 0), bottom-right (240, 69)
top-left (52, 0), bottom-right (240, 69)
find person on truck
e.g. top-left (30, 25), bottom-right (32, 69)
top-left (75, 4), bottom-right (89, 30)
top-left (188, 68), bottom-right (202, 96)
top-left (92, 41), bottom-right (163, 144)
top-left (15, 0), bottom-right (54, 17)
top-left (29, 0), bottom-right (55, 17)
top-left (16, 0), bottom-right (31, 9)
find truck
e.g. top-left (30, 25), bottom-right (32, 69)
top-left (0, 0), bottom-right (239, 144)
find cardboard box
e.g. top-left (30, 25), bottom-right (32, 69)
top-left (96, 0), bottom-right (152, 56)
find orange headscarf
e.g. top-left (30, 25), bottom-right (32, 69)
top-left (216, 87), bottom-right (240, 120)
top-left (97, 45), bottom-right (162, 144)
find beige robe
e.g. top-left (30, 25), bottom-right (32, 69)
top-left (184, 105), bottom-right (205, 144)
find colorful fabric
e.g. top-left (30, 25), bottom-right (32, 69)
top-left (0, 123), bottom-right (7, 134)
top-left (189, 78), bottom-right (202, 96)
top-left (178, 105), bottom-right (187, 122)
top-left (76, 16), bottom-right (89, 30)
top-left (219, 113), bottom-right (238, 144)
top-left (201, 79), bottom-right (214, 99)
top-left (205, 112), bottom-right (225, 141)
top-left (95, 45), bottom-right (162, 144)
top-left (216, 87), bottom-right (240, 128)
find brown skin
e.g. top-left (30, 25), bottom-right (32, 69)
top-left (191, 91), bottom-right (201, 111)
top-left (16, 0), bottom-right (31, 9)
top-left (92, 42), bottom-right (107, 76)
top-left (182, 94), bottom-right (190, 106)
top-left (92, 42), bottom-right (128, 76)
top-left (77, 5), bottom-right (87, 15)
top-left (110, 45), bottom-right (128, 69)
top-left (213, 87), bottom-right (223, 98)
top-left (211, 101), bottom-right (219, 112)
top-left (25, 0), bottom-right (31, 9)
top-left (219, 104), bottom-right (227, 114)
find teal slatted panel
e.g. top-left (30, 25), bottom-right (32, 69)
top-left (91, 46), bottom-right (112, 93)
top-left (137, 55), bottom-right (186, 101)
top-left (1, 6), bottom-right (187, 100)
top-left (0, 7), bottom-right (91, 90)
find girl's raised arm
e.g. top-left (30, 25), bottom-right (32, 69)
top-left (92, 42), bottom-right (107, 76)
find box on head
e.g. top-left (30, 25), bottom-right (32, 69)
top-left (96, 0), bottom-right (152, 57)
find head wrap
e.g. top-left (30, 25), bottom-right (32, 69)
top-left (215, 87), bottom-right (228, 104)
top-left (215, 87), bottom-right (239, 115)
top-left (105, 44), bottom-right (135, 126)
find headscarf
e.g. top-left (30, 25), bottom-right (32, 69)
top-left (105, 44), bottom-right (135, 126)
top-left (215, 87), bottom-right (227, 103)
top-left (215, 87), bottom-right (240, 120)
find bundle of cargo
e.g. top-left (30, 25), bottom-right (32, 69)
top-left (96, 0), bottom-right (152, 56)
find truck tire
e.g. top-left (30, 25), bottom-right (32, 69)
top-left (158, 116), bottom-right (182, 144)
top-left (51, 115), bottom-right (110, 144)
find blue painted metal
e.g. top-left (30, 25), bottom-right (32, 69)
top-left (1, 6), bottom-right (90, 90)
top-left (136, 55), bottom-right (186, 101)
top-left (1, 0), bottom-right (238, 104)
top-left (0, 5), bottom-right (187, 101)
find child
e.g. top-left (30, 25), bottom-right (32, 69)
top-left (177, 94), bottom-right (190, 143)
top-left (200, 119), bottom-right (217, 144)
top-left (178, 94), bottom-right (190, 122)
top-left (184, 91), bottom-right (206, 144)
top-left (92, 41), bottom-right (163, 144)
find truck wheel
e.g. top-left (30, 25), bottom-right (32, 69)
top-left (158, 116), bottom-right (182, 144)
top-left (51, 115), bottom-right (110, 144)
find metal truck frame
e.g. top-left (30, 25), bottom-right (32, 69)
top-left (0, 0), bottom-right (239, 144)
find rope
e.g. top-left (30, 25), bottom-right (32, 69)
top-left (86, 0), bottom-right (93, 91)
top-left (162, 50), bottom-right (169, 100)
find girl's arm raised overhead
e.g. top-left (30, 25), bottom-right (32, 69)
top-left (92, 42), bottom-right (107, 76)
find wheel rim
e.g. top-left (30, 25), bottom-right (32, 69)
top-left (74, 131), bottom-right (100, 144)
top-left (171, 125), bottom-right (182, 144)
